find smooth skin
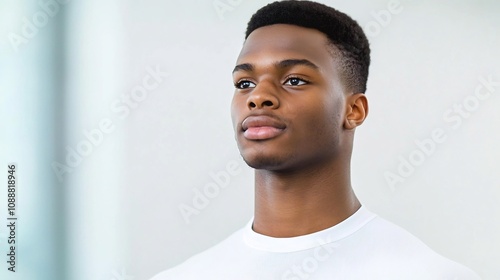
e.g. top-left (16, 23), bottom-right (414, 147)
top-left (231, 24), bottom-right (368, 238)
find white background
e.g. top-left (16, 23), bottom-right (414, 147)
top-left (0, 0), bottom-right (499, 279)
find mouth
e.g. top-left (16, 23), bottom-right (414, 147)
top-left (241, 115), bottom-right (286, 140)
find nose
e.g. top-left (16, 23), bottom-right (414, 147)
top-left (247, 83), bottom-right (280, 110)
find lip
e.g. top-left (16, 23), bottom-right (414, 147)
top-left (241, 115), bottom-right (286, 140)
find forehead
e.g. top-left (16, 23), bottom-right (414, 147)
top-left (237, 24), bottom-right (334, 70)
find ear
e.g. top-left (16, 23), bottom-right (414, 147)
top-left (344, 93), bottom-right (368, 130)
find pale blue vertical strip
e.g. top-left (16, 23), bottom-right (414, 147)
top-left (63, 0), bottom-right (128, 279)
top-left (0, 1), bottom-right (66, 280)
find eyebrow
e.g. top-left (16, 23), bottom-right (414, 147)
top-left (232, 59), bottom-right (319, 73)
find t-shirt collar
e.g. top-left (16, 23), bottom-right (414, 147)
top-left (242, 205), bottom-right (377, 253)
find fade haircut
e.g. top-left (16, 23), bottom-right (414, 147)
top-left (245, 0), bottom-right (370, 93)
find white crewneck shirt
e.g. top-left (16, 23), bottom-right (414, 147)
top-left (151, 206), bottom-right (481, 280)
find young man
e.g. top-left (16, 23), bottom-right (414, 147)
top-left (152, 1), bottom-right (481, 279)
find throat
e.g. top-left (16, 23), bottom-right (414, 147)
top-left (252, 168), bottom-right (361, 238)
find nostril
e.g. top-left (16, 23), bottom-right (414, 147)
top-left (262, 100), bottom-right (273, 107)
top-left (249, 102), bottom-right (256, 108)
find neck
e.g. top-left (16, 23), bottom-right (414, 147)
top-left (252, 156), bottom-right (360, 238)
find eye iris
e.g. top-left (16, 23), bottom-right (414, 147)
top-left (241, 81), bottom-right (250, 88)
top-left (290, 78), bottom-right (300, 85)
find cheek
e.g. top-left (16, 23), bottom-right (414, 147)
top-left (230, 94), bottom-right (241, 128)
top-left (298, 98), bottom-right (343, 140)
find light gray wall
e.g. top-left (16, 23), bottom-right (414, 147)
top-left (119, 1), bottom-right (499, 279)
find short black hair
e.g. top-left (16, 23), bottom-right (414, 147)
top-left (245, 0), bottom-right (370, 93)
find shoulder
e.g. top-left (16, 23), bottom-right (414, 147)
top-left (352, 215), bottom-right (481, 279)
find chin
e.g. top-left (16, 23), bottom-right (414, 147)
top-left (240, 150), bottom-right (293, 171)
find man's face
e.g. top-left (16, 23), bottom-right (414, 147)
top-left (231, 24), bottom-right (348, 171)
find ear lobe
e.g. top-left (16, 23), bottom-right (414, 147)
top-left (344, 93), bottom-right (368, 130)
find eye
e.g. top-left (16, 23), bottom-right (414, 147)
top-left (235, 80), bottom-right (256, 89)
top-left (284, 77), bottom-right (308, 86)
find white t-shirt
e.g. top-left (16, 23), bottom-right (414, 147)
top-left (151, 206), bottom-right (481, 280)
